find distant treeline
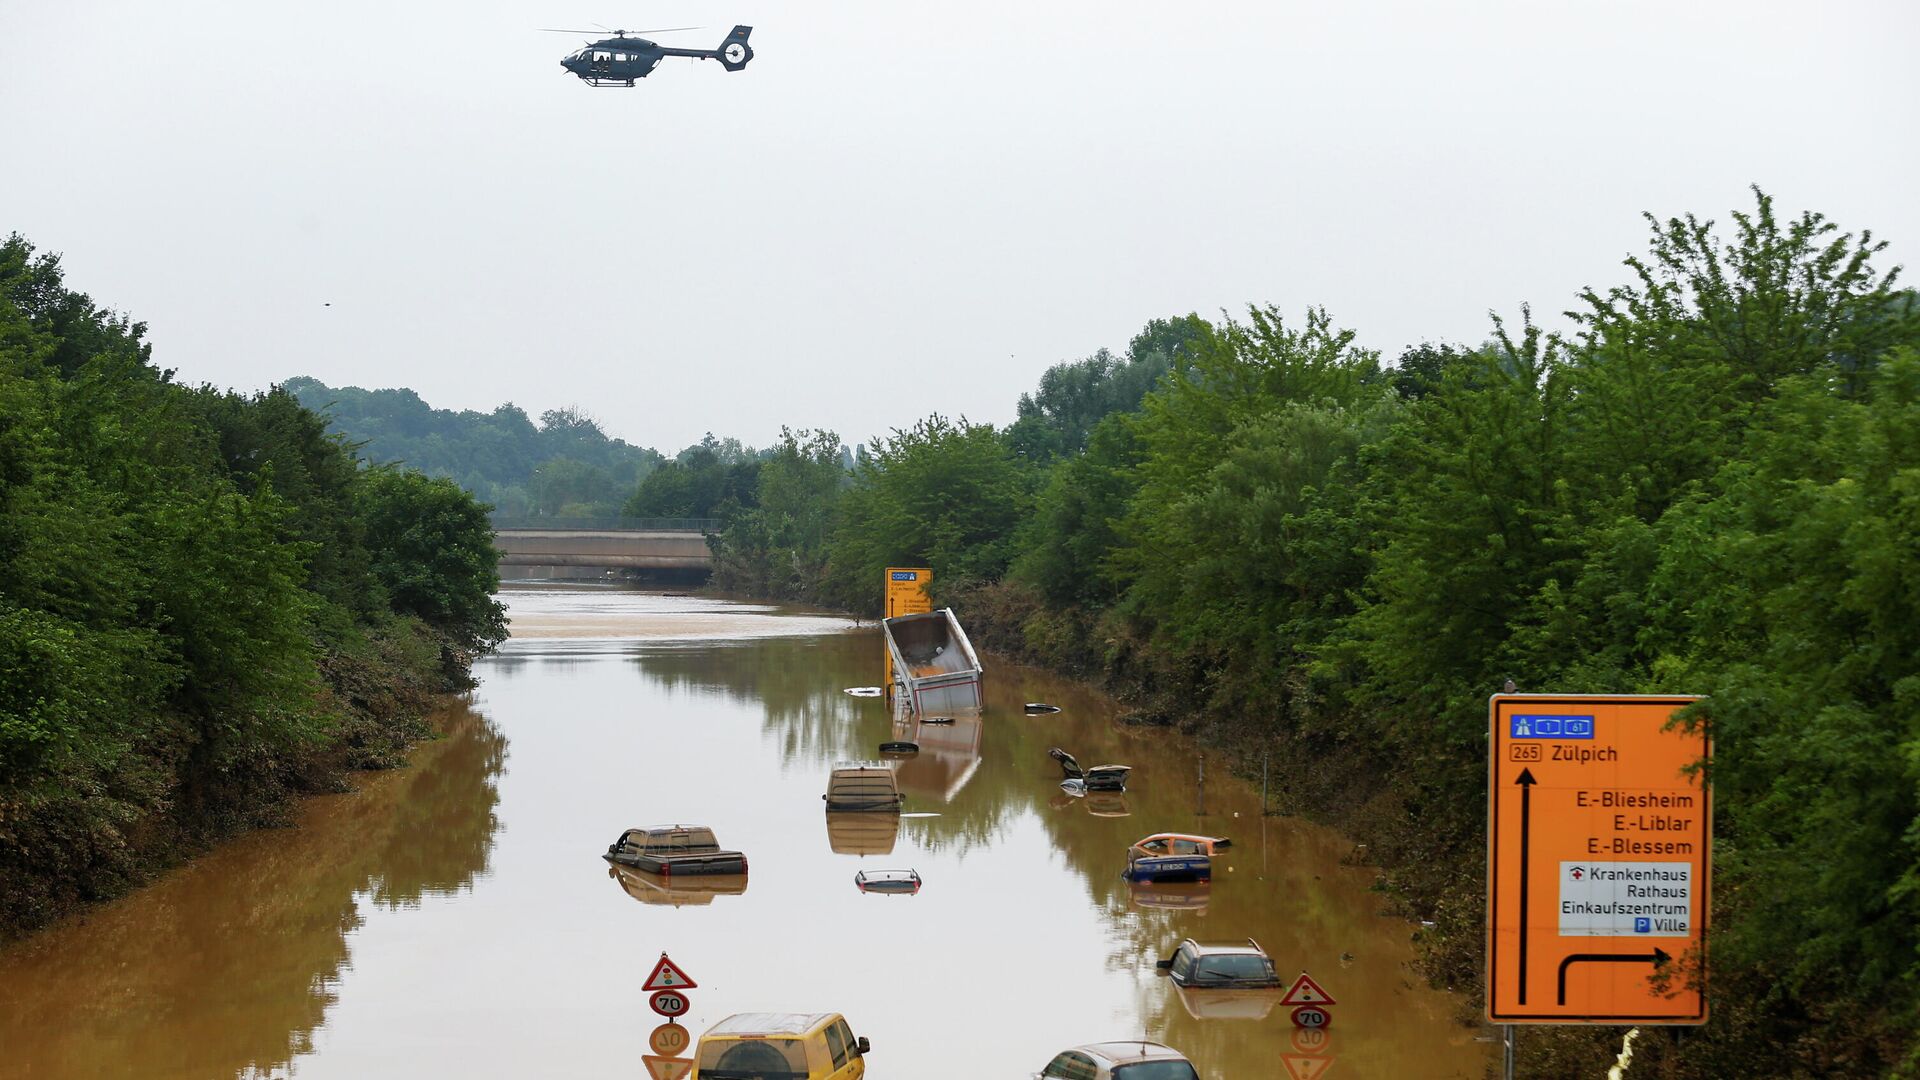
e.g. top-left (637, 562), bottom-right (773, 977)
top-left (704, 191), bottom-right (1909, 1076)
top-left (283, 377), bottom-right (669, 520)
top-left (0, 236), bottom-right (506, 940)
top-left (285, 377), bottom-right (870, 525)
top-left (284, 377), bottom-right (868, 525)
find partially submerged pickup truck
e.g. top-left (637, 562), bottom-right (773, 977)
top-left (602, 824), bottom-right (748, 875)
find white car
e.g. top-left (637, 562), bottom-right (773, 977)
top-left (1033, 1041), bottom-right (1201, 1080)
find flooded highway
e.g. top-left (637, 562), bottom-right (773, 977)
top-left (0, 587), bottom-right (1491, 1078)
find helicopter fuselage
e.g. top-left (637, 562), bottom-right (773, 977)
top-left (558, 26), bottom-right (753, 86)
top-left (561, 39), bottom-right (666, 86)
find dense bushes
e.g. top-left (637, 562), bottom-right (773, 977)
top-left (0, 235), bottom-right (505, 940)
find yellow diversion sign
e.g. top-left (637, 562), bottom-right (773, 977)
top-left (1487, 695), bottom-right (1711, 1025)
top-left (883, 568), bottom-right (932, 691)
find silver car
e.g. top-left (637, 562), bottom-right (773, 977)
top-left (1033, 1041), bottom-right (1201, 1080)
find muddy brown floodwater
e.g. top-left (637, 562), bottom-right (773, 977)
top-left (0, 586), bottom-right (1492, 1078)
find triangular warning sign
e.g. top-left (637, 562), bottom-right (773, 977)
top-left (1282, 972), bottom-right (1337, 1005)
top-left (642, 1055), bottom-right (693, 1080)
top-left (642, 953), bottom-right (698, 991)
top-left (1282, 1054), bottom-right (1335, 1080)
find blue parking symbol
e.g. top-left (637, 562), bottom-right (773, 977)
top-left (1634, 917), bottom-right (1651, 933)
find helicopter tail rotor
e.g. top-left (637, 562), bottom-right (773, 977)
top-left (717, 25), bottom-right (754, 71)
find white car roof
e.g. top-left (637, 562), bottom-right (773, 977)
top-left (1181, 937), bottom-right (1266, 956)
top-left (1081, 1040), bottom-right (1189, 1064)
top-left (705, 1012), bottom-right (835, 1036)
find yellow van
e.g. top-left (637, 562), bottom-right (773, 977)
top-left (693, 1012), bottom-right (869, 1079)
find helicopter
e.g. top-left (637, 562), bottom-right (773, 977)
top-left (543, 24), bottom-right (753, 86)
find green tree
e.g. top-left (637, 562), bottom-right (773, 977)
top-left (1640, 354), bottom-right (1920, 1059)
top-left (623, 435), bottom-right (761, 519)
top-left (355, 469), bottom-right (506, 658)
top-left (710, 428), bottom-right (846, 599)
top-left (1116, 305), bottom-right (1385, 618)
top-left (822, 415), bottom-right (1030, 610)
top-left (1009, 414), bottom-right (1144, 608)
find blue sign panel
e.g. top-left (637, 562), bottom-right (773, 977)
top-left (890, 571), bottom-right (918, 581)
top-left (1510, 714), bottom-right (1596, 739)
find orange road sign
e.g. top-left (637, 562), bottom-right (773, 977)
top-left (884, 568), bottom-right (933, 619)
top-left (1488, 695), bottom-right (1710, 1024)
top-left (649, 1022), bottom-right (690, 1056)
top-left (642, 1055), bottom-right (693, 1080)
top-left (883, 568), bottom-right (933, 690)
top-left (642, 953), bottom-right (697, 991)
top-left (1281, 972), bottom-right (1337, 1005)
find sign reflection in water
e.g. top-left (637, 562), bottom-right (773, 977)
top-left (0, 588), bottom-right (1490, 1078)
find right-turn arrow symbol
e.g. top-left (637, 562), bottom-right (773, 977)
top-left (1556, 948), bottom-right (1672, 1005)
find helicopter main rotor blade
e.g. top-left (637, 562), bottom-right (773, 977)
top-left (535, 25), bottom-right (702, 34)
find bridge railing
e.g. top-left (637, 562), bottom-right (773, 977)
top-left (490, 517), bottom-right (719, 532)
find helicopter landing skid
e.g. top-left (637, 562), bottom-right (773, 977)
top-left (580, 77), bottom-right (638, 87)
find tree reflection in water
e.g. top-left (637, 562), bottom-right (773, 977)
top-left (0, 702), bottom-right (506, 1079)
top-left (635, 630), bottom-right (1483, 1077)
top-left (628, 634), bottom-right (1034, 858)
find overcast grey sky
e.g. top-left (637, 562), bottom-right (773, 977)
top-left (4, 1), bottom-right (1916, 452)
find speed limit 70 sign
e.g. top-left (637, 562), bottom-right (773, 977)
top-left (650, 990), bottom-right (690, 1017)
top-left (1290, 1005), bottom-right (1332, 1029)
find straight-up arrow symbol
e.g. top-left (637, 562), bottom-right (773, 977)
top-left (1557, 948), bottom-right (1671, 1005)
top-left (1515, 767), bottom-right (1536, 1004)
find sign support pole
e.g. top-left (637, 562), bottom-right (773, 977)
top-left (1502, 1024), bottom-right (1514, 1080)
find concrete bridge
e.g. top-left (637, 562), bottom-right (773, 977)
top-left (493, 520), bottom-right (714, 574)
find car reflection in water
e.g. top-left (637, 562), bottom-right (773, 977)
top-left (1172, 983), bottom-right (1284, 1020)
top-left (825, 810), bottom-right (901, 856)
top-left (1126, 879), bottom-right (1212, 912)
top-left (606, 863), bottom-right (749, 907)
top-left (1049, 789), bottom-right (1134, 818)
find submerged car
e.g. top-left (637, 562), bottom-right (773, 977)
top-left (853, 868), bottom-right (921, 895)
top-left (1048, 747), bottom-right (1131, 793)
top-left (603, 824), bottom-right (747, 875)
top-left (1155, 938), bottom-right (1282, 988)
top-left (1123, 833), bottom-right (1230, 883)
top-left (822, 764), bottom-right (905, 811)
top-left (695, 1011), bottom-right (870, 1079)
top-left (1033, 1041), bottom-right (1200, 1080)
